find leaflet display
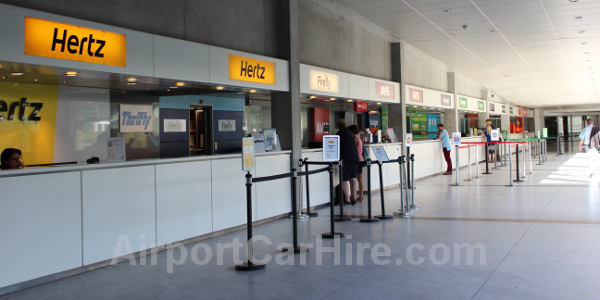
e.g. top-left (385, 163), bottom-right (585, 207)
top-left (322, 135), bottom-right (340, 162)
top-left (371, 145), bottom-right (389, 162)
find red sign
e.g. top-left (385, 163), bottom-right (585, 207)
top-left (376, 82), bottom-right (395, 100)
top-left (354, 101), bottom-right (369, 112)
top-left (309, 107), bottom-right (330, 143)
top-left (408, 88), bottom-right (424, 103)
top-left (523, 109), bottom-right (527, 116)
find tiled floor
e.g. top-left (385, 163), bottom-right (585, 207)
top-left (4, 146), bottom-right (600, 300)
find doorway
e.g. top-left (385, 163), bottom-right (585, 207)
top-left (189, 105), bottom-right (214, 155)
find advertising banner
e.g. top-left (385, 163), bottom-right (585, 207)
top-left (242, 137), bottom-right (255, 171)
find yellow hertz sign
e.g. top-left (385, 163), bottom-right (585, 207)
top-left (24, 16), bottom-right (127, 67)
top-left (228, 54), bottom-right (276, 85)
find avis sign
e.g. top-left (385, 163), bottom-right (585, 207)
top-left (120, 104), bottom-right (153, 133)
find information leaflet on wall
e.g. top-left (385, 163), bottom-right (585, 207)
top-left (491, 129), bottom-right (500, 142)
top-left (404, 133), bottom-right (413, 147)
top-left (252, 134), bottom-right (266, 153)
top-left (107, 137), bottom-right (126, 162)
top-left (322, 135), bottom-right (340, 162)
top-left (242, 137), bottom-right (255, 171)
top-left (387, 128), bottom-right (396, 143)
top-left (371, 145), bottom-right (389, 162)
top-left (452, 132), bottom-right (462, 146)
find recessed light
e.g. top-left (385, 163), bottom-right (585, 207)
top-left (166, 89), bottom-right (171, 92)
top-left (10, 72), bottom-right (24, 76)
top-left (64, 71), bottom-right (78, 77)
top-left (126, 77), bottom-right (137, 83)
top-left (329, 97), bottom-right (336, 101)
top-left (176, 82), bottom-right (185, 87)
top-left (34, 78), bottom-right (38, 82)
top-left (347, 99), bottom-right (353, 102)
top-left (377, 102), bottom-right (382, 105)
top-left (215, 86), bottom-right (225, 90)
top-left (309, 95), bottom-right (317, 99)
top-left (249, 89), bottom-right (257, 93)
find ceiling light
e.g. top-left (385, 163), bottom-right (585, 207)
top-left (64, 71), bottom-right (78, 77)
top-left (34, 78), bottom-right (38, 82)
top-left (176, 81), bottom-right (185, 87)
top-left (309, 95), bottom-right (317, 99)
top-left (347, 99), bottom-right (353, 102)
top-left (1, 76), bottom-right (5, 80)
top-left (377, 102), bottom-right (382, 105)
top-left (126, 77), bottom-right (137, 83)
top-left (167, 89), bottom-right (171, 92)
top-left (329, 97), bottom-right (336, 101)
top-left (10, 72), bottom-right (24, 76)
top-left (249, 89), bottom-right (257, 93)
top-left (215, 86), bottom-right (225, 90)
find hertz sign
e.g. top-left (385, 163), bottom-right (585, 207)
top-left (24, 16), bottom-right (127, 67)
top-left (228, 54), bottom-right (276, 85)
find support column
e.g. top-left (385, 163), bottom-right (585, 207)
top-left (271, 0), bottom-right (301, 167)
top-left (391, 42), bottom-right (406, 149)
top-left (446, 72), bottom-right (460, 134)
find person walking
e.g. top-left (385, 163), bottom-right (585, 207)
top-left (436, 124), bottom-right (453, 175)
top-left (336, 119), bottom-right (359, 205)
top-left (348, 124), bottom-right (364, 203)
top-left (580, 118), bottom-right (594, 150)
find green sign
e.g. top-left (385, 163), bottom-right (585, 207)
top-left (380, 107), bottom-right (388, 134)
top-left (478, 101), bottom-right (485, 111)
top-left (502, 130), bottom-right (508, 140)
top-left (542, 128), bottom-right (548, 138)
top-left (459, 97), bottom-right (468, 108)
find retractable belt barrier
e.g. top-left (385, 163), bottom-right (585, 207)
top-left (237, 164), bottom-right (331, 271)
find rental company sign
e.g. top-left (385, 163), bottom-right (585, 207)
top-left (120, 104), bottom-right (153, 133)
top-left (24, 16), bottom-right (127, 67)
top-left (228, 54), bottom-right (276, 85)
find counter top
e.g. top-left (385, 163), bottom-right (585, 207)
top-left (0, 150), bottom-right (292, 178)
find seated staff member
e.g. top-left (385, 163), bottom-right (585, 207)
top-left (0, 148), bottom-right (24, 170)
top-left (436, 124), bottom-right (452, 175)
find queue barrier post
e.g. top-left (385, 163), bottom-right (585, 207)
top-left (521, 143), bottom-right (527, 179)
top-left (235, 172), bottom-right (266, 271)
top-left (409, 154), bottom-right (419, 213)
top-left (451, 145), bottom-right (462, 186)
top-left (537, 139), bottom-right (543, 165)
top-left (514, 143), bottom-right (524, 183)
top-left (557, 136), bottom-right (561, 156)
top-left (335, 161), bottom-right (352, 222)
top-left (506, 144), bottom-right (514, 187)
top-left (301, 158), bottom-right (318, 217)
top-left (466, 145), bottom-right (473, 182)
top-left (321, 162), bottom-right (345, 239)
top-left (375, 160), bottom-right (394, 220)
top-left (281, 169), bottom-right (311, 254)
top-left (528, 141), bottom-right (534, 175)
top-left (360, 160), bottom-right (378, 223)
top-left (394, 156), bottom-right (412, 217)
top-left (544, 139), bottom-right (548, 161)
top-left (406, 147), bottom-right (412, 189)
top-left (483, 142), bottom-right (492, 174)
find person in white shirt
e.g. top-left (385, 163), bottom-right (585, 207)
top-left (580, 118), bottom-right (594, 149)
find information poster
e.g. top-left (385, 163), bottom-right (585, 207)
top-left (322, 135), bottom-right (340, 162)
top-left (107, 137), bottom-right (126, 162)
top-left (371, 145), bottom-right (389, 162)
top-left (405, 133), bottom-right (413, 147)
top-left (242, 137), bottom-right (255, 171)
top-left (542, 128), bottom-right (548, 138)
top-left (452, 132), bottom-right (462, 146)
top-left (491, 129), bottom-right (500, 141)
top-left (411, 113), bottom-right (427, 139)
top-left (387, 128), bottom-right (397, 142)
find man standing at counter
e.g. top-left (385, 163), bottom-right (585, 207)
top-left (336, 119), bottom-right (359, 205)
top-left (436, 124), bottom-right (452, 175)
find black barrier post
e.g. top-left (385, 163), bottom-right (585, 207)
top-left (483, 142), bottom-right (492, 174)
top-left (282, 169), bottom-right (310, 254)
top-left (514, 144), bottom-right (524, 183)
top-left (410, 154), bottom-right (416, 210)
top-left (235, 172), bottom-right (265, 271)
top-left (302, 158), bottom-right (318, 217)
top-left (360, 160), bottom-right (378, 223)
top-left (321, 163), bottom-right (344, 239)
top-left (374, 161), bottom-right (393, 219)
top-left (335, 161), bottom-right (352, 222)
top-left (406, 147), bottom-right (411, 189)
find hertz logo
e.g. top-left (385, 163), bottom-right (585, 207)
top-left (24, 16), bottom-right (127, 67)
top-left (0, 98), bottom-right (43, 121)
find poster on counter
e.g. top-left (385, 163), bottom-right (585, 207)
top-left (107, 137), bottom-right (126, 162)
top-left (405, 133), bottom-right (413, 147)
top-left (452, 132), bottom-right (462, 146)
top-left (322, 135), bottom-right (340, 162)
top-left (242, 137), bottom-right (255, 171)
top-left (491, 129), bottom-right (500, 141)
top-left (371, 145), bottom-right (389, 162)
top-left (252, 134), bottom-right (266, 153)
top-left (120, 104), bottom-right (153, 133)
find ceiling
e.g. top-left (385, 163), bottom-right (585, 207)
top-left (334, 0), bottom-right (600, 109)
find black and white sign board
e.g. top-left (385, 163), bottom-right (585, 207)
top-left (371, 145), bottom-right (389, 162)
top-left (322, 135), bottom-right (340, 162)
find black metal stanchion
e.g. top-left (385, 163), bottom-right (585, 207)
top-left (375, 161), bottom-right (393, 219)
top-left (335, 162), bottom-right (352, 222)
top-left (406, 147), bottom-right (411, 189)
top-left (483, 142), bottom-right (492, 174)
top-left (410, 154), bottom-right (417, 211)
top-left (282, 169), bottom-right (310, 254)
top-left (360, 160), bottom-right (378, 223)
top-left (537, 139), bottom-right (543, 165)
top-left (235, 172), bottom-right (265, 271)
top-left (321, 163), bottom-right (344, 239)
top-left (556, 136), bottom-right (561, 156)
top-left (302, 158), bottom-right (318, 217)
top-left (514, 143), bottom-right (524, 183)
